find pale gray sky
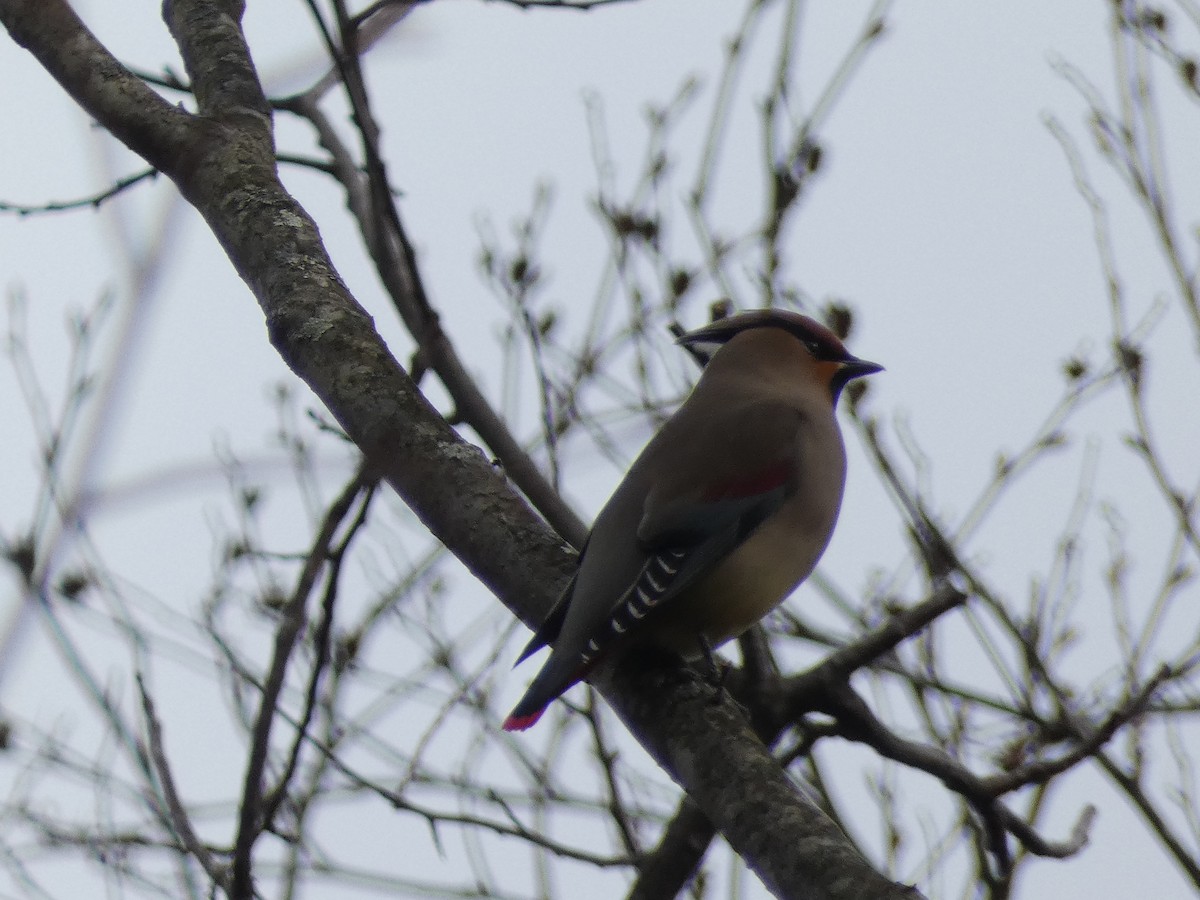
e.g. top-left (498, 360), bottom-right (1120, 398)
top-left (1, 1), bottom-right (1196, 897)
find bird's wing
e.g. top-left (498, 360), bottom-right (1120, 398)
top-left (572, 402), bottom-right (805, 666)
top-left (512, 567), bottom-right (578, 666)
top-left (502, 402), bottom-right (801, 731)
top-left (591, 461), bottom-right (794, 651)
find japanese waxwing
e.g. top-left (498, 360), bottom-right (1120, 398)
top-left (503, 309), bottom-right (882, 731)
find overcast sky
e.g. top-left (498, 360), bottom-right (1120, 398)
top-left (2, 1), bottom-right (1198, 897)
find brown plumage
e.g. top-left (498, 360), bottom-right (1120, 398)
top-left (503, 309), bottom-right (881, 731)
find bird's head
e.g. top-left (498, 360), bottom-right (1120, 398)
top-left (676, 308), bottom-right (883, 400)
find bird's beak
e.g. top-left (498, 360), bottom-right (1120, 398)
top-left (840, 357), bottom-right (884, 380)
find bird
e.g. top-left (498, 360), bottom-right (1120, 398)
top-left (502, 308), bottom-right (882, 731)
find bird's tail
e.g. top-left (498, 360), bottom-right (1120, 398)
top-left (502, 654), bottom-right (596, 731)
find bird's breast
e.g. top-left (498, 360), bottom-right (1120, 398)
top-left (648, 426), bottom-right (846, 656)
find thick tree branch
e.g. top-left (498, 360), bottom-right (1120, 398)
top-left (0, 3), bottom-right (920, 897)
top-left (625, 796), bottom-right (713, 900)
top-left (606, 651), bottom-right (922, 900)
top-left (1, 0), bottom-right (191, 168)
top-left (276, 89), bottom-right (588, 548)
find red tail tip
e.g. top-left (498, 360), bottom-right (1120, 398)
top-left (502, 708), bottom-right (545, 732)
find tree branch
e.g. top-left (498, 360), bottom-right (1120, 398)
top-left (0, 3), bottom-right (922, 896)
